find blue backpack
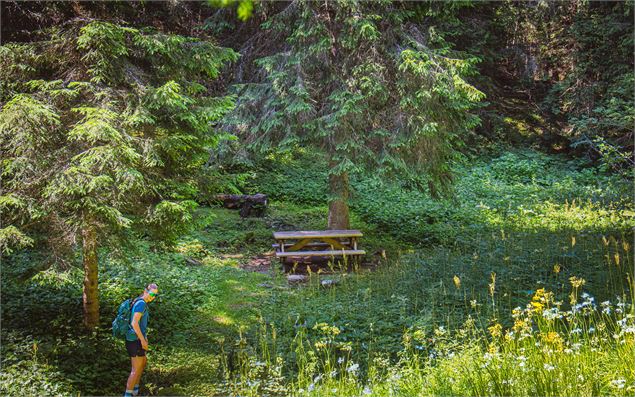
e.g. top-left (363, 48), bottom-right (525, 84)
top-left (112, 297), bottom-right (143, 339)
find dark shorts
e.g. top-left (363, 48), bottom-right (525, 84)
top-left (125, 339), bottom-right (146, 357)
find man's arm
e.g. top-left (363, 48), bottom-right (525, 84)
top-left (131, 312), bottom-right (148, 350)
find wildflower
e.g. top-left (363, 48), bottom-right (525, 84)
top-left (337, 357), bottom-right (344, 364)
top-left (471, 300), bottom-right (478, 308)
top-left (314, 375), bottom-right (323, 383)
top-left (588, 327), bottom-right (595, 333)
top-left (347, 363), bottom-right (359, 373)
top-left (363, 386), bottom-right (372, 395)
top-left (564, 348), bottom-right (573, 354)
top-left (624, 326), bottom-right (635, 334)
top-left (544, 363), bottom-right (556, 371)
top-left (435, 326), bottom-right (446, 336)
top-left (542, 331), bottom-right (564, 351)
top-left (611, 379), bottom-right (626, 389)
top-left (308, 383), bottom-right (315, 392)
top-left (570, 328), bottom-right (582, 335)
top-left (569, 276), bottom-right (585, 288)
top-left (543, 307), bottom-right (562, 320)
top-left (330, 370), bottom-right (337, 378)
top-left (489, 323), bottom-right (503, 338)
top-left (453, 275), bottom-right (461, 289)
top-left (617, 318), bottom-right (628, 327)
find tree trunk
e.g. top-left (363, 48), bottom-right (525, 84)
top-left (328, 170), bottom-right (350, 230)
top-left (81, 222), bottom-right (100, 330)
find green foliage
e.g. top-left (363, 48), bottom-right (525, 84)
top-left (251, 149), bottom-right (634, 244)
top-left (0, 20), bottom-right (238, 255)
top-left (226, 0), bottom-right (484, 198)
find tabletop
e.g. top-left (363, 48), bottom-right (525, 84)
top-left (273, 230), bottom-right (363, 240)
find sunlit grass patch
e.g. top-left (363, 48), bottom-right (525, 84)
top-left (222, 286), bottom-right (634, 397)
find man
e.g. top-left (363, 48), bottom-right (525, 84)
top-left (124, 283), bottom-right (158, 397)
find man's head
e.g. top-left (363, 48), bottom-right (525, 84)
top-left (144, 283), bottom-right (159, 302)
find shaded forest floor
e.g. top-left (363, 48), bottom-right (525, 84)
top-left (2, 149), bottom-right (634, 396)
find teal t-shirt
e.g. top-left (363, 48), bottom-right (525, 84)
top-left (125, 299), bottom-right (149, 341)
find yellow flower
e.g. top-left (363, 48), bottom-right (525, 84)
top-left (569, 276), bottom-right (586, 288)
top-left (553, 264), bottom-right (561, 274)
top-left (488, 323), bottom-right (503, 338)
top-left (314, 341), bottom-right (327, 350)
top-left (453, 275), bottom-right (461, 289)
top-left (541, 331), bottom-right (564, 351)
top-left (513, 319), bottom-right (529, 333)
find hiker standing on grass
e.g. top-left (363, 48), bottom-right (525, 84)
top-left (124, 283), bottom-right (158, 397)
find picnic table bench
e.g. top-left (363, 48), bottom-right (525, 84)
top-left (272, 230), bottom-right (365, 263)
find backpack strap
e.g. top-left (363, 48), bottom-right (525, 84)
top-left (129, 297), bottom-right (147, 325)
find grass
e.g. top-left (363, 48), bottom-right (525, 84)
top-left (1, 148), bottom-right (633, 396)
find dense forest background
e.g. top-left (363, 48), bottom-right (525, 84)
top-left (1, 1), bottom-right (633, 396)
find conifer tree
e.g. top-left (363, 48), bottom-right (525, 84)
top-left (0, 21), bottom-right (237, 328)
top-left (226, 0), bottom-right (484, 229)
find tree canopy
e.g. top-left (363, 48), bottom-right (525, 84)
top-left (1, 19), bottom-right (238, 327)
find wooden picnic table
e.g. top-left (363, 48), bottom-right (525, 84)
top-left (272, 230), bottom-right (366, 261)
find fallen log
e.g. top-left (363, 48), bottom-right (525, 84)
top-left (214, 193), bottom-right (268, 217)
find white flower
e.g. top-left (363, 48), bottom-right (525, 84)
top-left (337, 357), bottom-right (344, 364)
top-left (564, 348), bottom-right (573, 354)
top-left (611, 379), bottom-right (626, 389)
top-left (363, 386), bottom-right (372, 395)
top-left (329, 370), bottom-right (337, 378)
top-left (308, 383), bottom-right (315, 392)
top-left (544, 363), bottom-right (556, 371)
top-left (570, 328), bottom-right (582, 334)
top-left (347, 363), bottom-right (359, 373)
top-left (617, 318), bottom-right (628, 327)
top-left (588, 327), bottom-right (595, 333)
top-left (314, 375), bottom-right (323, 383)
top-left (543, 307), bottom-right (562, 320)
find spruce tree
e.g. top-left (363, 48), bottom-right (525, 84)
top-left (226, 0), bottom-right (484, 229)
top-left (0, 21), bottom-right (237, 329)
